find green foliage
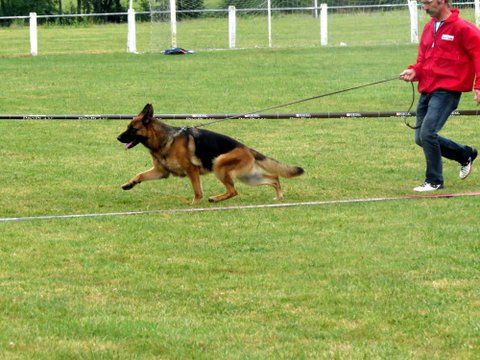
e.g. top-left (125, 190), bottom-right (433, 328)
top-left (88, 0), bottom-right (125, 13)
top-left (178, 0), bottom-right (204, 10)
top-left (74, 0), bottom-right (125, 22)
top-left (219, 0), bottom-right (314, 9)
top-left (139, 0), bottom-right (204, 13)
top-left (0, 0), bottom-right (56, 16)
top-left (137, 0), bottom-right (150, 11)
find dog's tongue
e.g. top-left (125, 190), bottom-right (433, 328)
top-left (125, 142), bottom-right (133, 150)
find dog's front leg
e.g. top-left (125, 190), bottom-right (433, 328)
top-left (122, 166), bottom-right (169, 190)
top-left (185, 167), bottom-right (203, 204)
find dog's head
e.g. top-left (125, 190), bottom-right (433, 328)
top-left (117, 103), bottom-right (155, 150)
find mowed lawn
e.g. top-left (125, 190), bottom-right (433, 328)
top-left (0, 36), bottom-right (479, 358)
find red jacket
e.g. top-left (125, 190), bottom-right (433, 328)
top-left (409, 8), bottom-right (480, 93)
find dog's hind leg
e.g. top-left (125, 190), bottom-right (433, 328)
top-left (208, 171), bottom-right (238, 203)
top-left (122, 166), bottom-right (169, 190)
top-left (238, 171), bottom-right (283, 200)
top-left (208, 149), bottom-right (253, 203)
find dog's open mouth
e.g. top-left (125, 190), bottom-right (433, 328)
top-left (125, 140), bottom-right (139, 150)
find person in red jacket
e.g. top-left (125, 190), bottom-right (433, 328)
top-left (400, 0), bottom-right (479, 192)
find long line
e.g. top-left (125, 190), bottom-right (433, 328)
top-left (195, 77), bottom-right (401, 127)
top-left (1, 192), bottom-right (480, 223)
top-left (1, 109), bottom-right (479, 121)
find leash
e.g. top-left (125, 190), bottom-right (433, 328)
top-left (195, 76), bottom-right (414, 129)
top-left (403, 81), bottom-right (418, 130)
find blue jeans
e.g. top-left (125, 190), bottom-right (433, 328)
top-left (415, 90), bottom-right (471, 185)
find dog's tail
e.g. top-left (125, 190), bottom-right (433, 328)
top-left (251, 149), bottom-right (304, 178)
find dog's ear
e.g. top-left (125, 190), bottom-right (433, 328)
top-left (141, 103), bottom-right (154, 117)
top-left (141, 103), bottom-right (154, 125)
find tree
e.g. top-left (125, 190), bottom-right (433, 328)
top-left (0, 0), bottom-right (55, 16)
top-left (83, 0), bottom-right (124, 13)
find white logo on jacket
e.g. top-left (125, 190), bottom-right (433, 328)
top-left (441, 34), bottom-right (454, 41)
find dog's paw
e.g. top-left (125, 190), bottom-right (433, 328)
top-left (191, 196), bottom-right (202, 205)
top-left (121, 182), bottom-right (136, 190)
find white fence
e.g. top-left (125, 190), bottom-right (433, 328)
top-left (1, 1), bottom-right (479, 56)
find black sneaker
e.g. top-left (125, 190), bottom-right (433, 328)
top-left (459, 148), bottom-right (478, 180)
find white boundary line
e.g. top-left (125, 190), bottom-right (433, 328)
top-left (1, 192), bottom-right (479, 223)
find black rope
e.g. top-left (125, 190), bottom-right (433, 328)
top-left (195, 76), bottom-right (401, 128)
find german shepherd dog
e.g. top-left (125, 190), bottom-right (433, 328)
top-left (117, 104), bottom-right (304, 204)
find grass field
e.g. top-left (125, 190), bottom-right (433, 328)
top-left (1, 22), bottom-right (480, 359)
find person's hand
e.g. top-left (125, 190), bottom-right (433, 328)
top-left (474, 89), bottom-right (480, 105)
top-left (399, 69), bottom-right (416, 82)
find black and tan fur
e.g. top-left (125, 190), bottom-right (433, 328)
top-left (117, 104), bottom-right (304, 203)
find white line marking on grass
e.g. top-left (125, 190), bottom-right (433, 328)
top-left (1, 192), bottom-right (480, 223)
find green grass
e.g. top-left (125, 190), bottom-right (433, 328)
top-left (1, 203), bottom-right (479, 358)
top-left (1, 34), bottom-right (480, 358)
top-left (1, 45), bottom-right (479, 114)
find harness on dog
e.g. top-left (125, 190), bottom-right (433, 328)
top-left (177, 125), bottom-right (242, 171)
